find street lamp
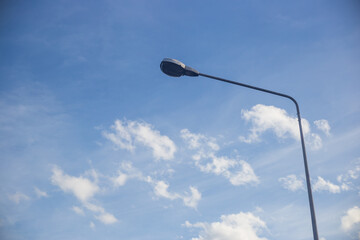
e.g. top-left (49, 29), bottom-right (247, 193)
top-left (160, 58), bottom-right (319, 240)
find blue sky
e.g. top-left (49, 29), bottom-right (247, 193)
top-left (1, 0), bottom-right (359, 239)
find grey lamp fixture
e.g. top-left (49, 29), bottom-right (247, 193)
top-left (160, 58), bottom-right (319, 240)
top-left (160, 58), bottom-right (199, 77)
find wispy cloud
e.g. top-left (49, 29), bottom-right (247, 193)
top-left (51, 166), bottom-right (118, 225)
top-left (34, 187), bottom-right (48, 198)
top-left (239, 104), bottom-right (326, 150)
top-left (279, 174), bottom-right (353, 194)
top-left (8, 192), bottom-right (30, 204)
top-left (110, 162), bottom-right (143, 188)
top-left (72, 206), bottom-right (85, 215)
top-left (84, 202), bottom-right (117, 225)
top-left (184, 211), bottom-right (268, 240)
top-left (181, 129), bottom-right (259, 186)
top-left (111, 162), bottom-right (201, 209)
top-left (90, 221), bottom-right (95, 229)
top-left (278, 175), bottom-right (304, 192)
top-left (103, 119), bottom-right (177, 160)
top-left (337, 159), bottom-right (360, 192)
top-left (314, 119), bottom-right (331, 136)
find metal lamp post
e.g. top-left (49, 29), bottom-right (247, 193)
top-left (160, 58), bottom-right (319, 240)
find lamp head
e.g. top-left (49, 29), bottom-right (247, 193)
top-left (160, 58), bottom-right (199, 77)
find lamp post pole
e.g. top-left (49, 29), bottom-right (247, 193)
top-left (160, 58), bottom-right (319, 240)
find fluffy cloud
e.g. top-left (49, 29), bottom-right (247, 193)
top-left (313, 177), bottom-right (341, 193)
top-left (8, 192), bottom-right (30, 204)
top-left (314, 119), bottom-right (331, 136)
top-left (341, 206), bottom-right (360, 233)
top-left (184, 212), bottom-right (268, 240)
top-left (239, 104), bottom-right (325, 150)
top-left (51, 166), bottom-right (100, 202)
top-left (51, 166), bottom-right (117, 225)
top-left (96, 212), bottom-right (118, 225)
top-left (103, 119), bottom-right (176, 160)
top-left (229, 161), bottom-right (259, 186)
top-left (112, 171), bottom-right (128, 187)
top-left (153, 180), bottom-right (201, 209)
top-left (181, 129), bottom-right (259, 186)
top-left (182, 187), bottom-right (202, 209)
top-left (279, 175), bottom-right (304, 192)
top-left (154, 180), bottom-right (178, 200)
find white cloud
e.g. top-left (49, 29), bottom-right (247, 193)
top-left (180, 129), bottom-right (219, 151)
top-left (96, 212), bottom-right (118, 225)
top-left (314, 119), bottom-right (331, 136)
top-left (153, 180), bottom-right (201, 209)
top-left (154, 180), bottom-right (179, 200)
top-left (84, 201), bottom-right (118, 225)
top-left (184, 211), bottom-right (268, 240)
top-left (103, 119), bottom-right (176, 160)
top-left (198, 154), bottom-right (237, 176)
top-left (336, 160), bottom-right (360, 192)
top-left (111, 171), bottom-right (128, 187)
top-left (181, 129), bottom-right (259, 186)
top-left (348, 166), bottom-right (360, 180)
top-left (183, 187), bottom-right (202, 209)
top-left (278, 175), bottom-right (304, 192)
top-left (84, 202), bottom-right (105, 213)
top-left (229, 161), bottom-right (259, 186)
top-left (341, 206), bottom-right (360, 232)
top-left (8, 192), bottom-right (30, 204)
top-left (338, 161), bottom-right (360, 182)
top-left (110, 162), bottom-right (148, 188)
top-left (90, 221), bottom-right (95, 229)
top-left (313, 177), bottom-right (341, 193)
top-left (72, 206), bottom-right (85, 215)
top-left (239, 104), bottom-right (323, 150)
top-left (112, 162), bottom-right (201, 209)
top-left (340, 183), bottom-right (351, 191)
top-left (34, 187), bottom-right (48, 198)
top-left (308, 133), bottom-right (323, 150)
top-left (51, 166), bottom-right (99, 202)
top-left (51, 166), bottom-right (118, 225)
